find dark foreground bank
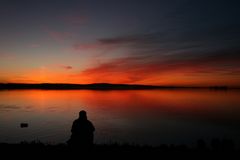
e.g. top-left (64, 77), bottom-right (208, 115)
top-left (0, 140), bottom-right (239, 159)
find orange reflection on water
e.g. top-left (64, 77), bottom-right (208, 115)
top-left (0, 89), bottom-right (240, 116)
top-left (1, 89), bottom-right (240, 144)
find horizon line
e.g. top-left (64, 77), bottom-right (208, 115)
top-left (0, 82), bottom-right (239, 89)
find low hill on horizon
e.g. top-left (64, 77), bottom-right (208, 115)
top-left (0, 83), bottom-right (232, 90)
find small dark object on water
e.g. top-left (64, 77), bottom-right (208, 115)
top-left (20, 123), bottom-right (28, 128)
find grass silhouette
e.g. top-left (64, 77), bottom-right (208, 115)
top-left (0, 138), bottom-right (239, 158)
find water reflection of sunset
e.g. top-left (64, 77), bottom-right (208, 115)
top-left (1, 89), bottom-right (240, 144)
top-left (1, 89), bottom-right (240, 118)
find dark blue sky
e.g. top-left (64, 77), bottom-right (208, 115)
top-left (0, 0), bottom-right (240, 85)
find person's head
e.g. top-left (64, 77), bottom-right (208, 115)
top-left (79, 110), bottom-right (87, 120)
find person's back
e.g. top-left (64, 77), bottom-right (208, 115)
top-left (68, 110), bottom-right (95, 148)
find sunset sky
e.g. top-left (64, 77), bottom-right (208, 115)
top-left (0, 0), bottom-right (240, 86)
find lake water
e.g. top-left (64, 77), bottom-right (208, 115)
top-left (0, 89), bottom-right (240, 146)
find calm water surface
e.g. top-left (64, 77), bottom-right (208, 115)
top-left (0, 89), bottom-right (240, 146)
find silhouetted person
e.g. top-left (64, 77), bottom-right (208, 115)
top-left (68, 110), bottom-right (95, 149)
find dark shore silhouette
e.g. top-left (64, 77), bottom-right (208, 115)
top-left (0, 83), bottom-right (234, 90)
top-left (0, 111), bottom-right (239, 157)
top-left (0, 138), bottom-right (239, 158)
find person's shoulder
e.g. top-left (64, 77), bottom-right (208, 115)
top-left (73, 119), bottom-right (79, 123)
top-left (87, 120), bottom-right (94, 125)
top-left (87, 120), bottom-right (93, 123)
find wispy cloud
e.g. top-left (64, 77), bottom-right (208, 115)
top-left (73, 33), bottom-right (159, 51)
top-left (73, 29), bottom-right (240, 64)
top-left (44, 27), bottom-right (71, 43)
top-left (71, 46), bottom-right (240, 85)
top-left (59, 65), bottom-right (73, 70)
top-left (69, 24), bottom-right (240, 85)
top-left (98, 34), bottom-right (156, 45)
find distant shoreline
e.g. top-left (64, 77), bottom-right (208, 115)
top-left (0, 83), bottom-right (237, 90)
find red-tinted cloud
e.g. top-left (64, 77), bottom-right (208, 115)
top-left (60, 65), bottom-right (73, 70)
top-left (71, 51), bottom-right (240, 86)
top-left (44, 27), bottom-right (71, 43)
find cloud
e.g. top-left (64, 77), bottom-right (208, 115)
top-left (60, 65), bottom-right (73, 70)
top-left (73, 33), bottom-right (159, 51)
top-left (70, 56), bottom-right (150, 83)
top-left (98, 34), bottom-right (156, 45)
top-left (44, 27), bottom-right (71, 43)
top-left (76, 25), bottom-right (240, 61)
top-left (71, 20), bottom-right (240, 85)
top-left (71, 47), bottom-right (240, 85)
top-left (73, 30), bottom-right (240, 65)
top-left (71, 58), bottom-right (167, 84)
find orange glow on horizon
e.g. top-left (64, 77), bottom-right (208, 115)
top-left (1, 61), bottom-right (240, 86)
top-left (3, 70), bottom-right (240, 87)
